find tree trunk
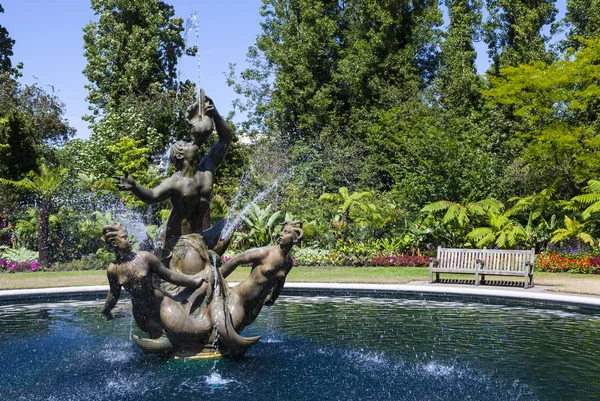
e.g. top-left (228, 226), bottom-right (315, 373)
top-left (38, 202), bottom-right (50, 267)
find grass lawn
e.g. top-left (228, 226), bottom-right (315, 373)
top-left (1, 266), bottom-right (600, 296)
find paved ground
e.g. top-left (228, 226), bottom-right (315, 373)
top-left (2, 281), bottom-right (600, 309)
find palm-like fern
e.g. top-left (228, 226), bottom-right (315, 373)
top-left (570, 180), bottom-right (600, 220)
top-left (0, 164), bottom-right (68, 201)
top-left (421, 198), bottom-right (504, 228)
top-left (467, 212), bottom-right (527, 249)
top-left (319, 187), bottom-right (377, 231)
top-left (550, 216), bottom-right (595, 246)
top-left (507, 186), bottom-right (557, 221)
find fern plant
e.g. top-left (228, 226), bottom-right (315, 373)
top-left (570, 180), bottom-right (600, 220)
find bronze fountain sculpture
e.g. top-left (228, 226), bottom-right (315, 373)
top-left (103, 94), bottom-right (302, 358)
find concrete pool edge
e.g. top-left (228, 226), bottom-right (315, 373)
top-left (2, 282), bottom-right (600, 309)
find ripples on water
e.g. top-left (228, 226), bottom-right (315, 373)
top-left (0, 296), bottom-right (599, 400)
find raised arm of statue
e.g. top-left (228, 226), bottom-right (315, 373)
top-left (101, 265), bottom-right (121, 319)
top-left (114, 171), bottom-right (174, 205)
top-left (198, 96), bottom-right (231, 173)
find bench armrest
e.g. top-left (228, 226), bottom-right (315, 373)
top-left (476, 258), bottom-right (485, 267)
top-left (525, 261), bottom-right (534, 273)
top-left (429, 257), bottom-right (439, 267)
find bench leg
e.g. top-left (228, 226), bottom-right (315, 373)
top-left (480, 274), bottom-right (485, 285)
top-left (475, 272), bottom-right (480, 286)
top-left (429, 270), bottom-right (433, 283)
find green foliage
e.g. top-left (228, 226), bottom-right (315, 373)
top-left (235, 204), bottom-right (284, 247)
top-left (0, 3), bottom-right (15, 72)
top-left (422, 198), bottom-right (504, 227)
top-left (292, 246), bottom-right (332, 266)
top-left (83, 0), bottom-right (186, 114)
top-left (484, 37), bottom-right (600, 195)
top-left (467, 211), bottom-right (527, 248)
top-left (0, 246), bottom-right (38, 263)
top-left (550, 216), bottom-right (595, 246)
top-left (483, 0), bottom-right (557, 73)
top-left (319, 187), bottom-right (376, 225)
top-left (570, 180), bottom-right (600, 220)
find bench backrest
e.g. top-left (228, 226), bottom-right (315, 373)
top-left (435, 247), bottom-right (535, 272)
top-left (480, 248), bottom-right (535, 272)
top-left (436, 248), bottom-right (484, 270)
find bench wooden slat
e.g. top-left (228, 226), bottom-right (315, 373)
top-left (429, 247), bottom-right (535, 288)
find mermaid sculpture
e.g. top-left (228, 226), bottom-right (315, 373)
top-left (104, 95), bottom-right (299, 357)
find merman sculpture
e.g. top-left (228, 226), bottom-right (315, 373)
top-left (104, 95), bottom-right (300, 358)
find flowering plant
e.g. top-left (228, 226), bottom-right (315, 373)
top-left (0, 259), bottom-right (39, 273)
top-left (371, 254), bottom-right (430, 267)
top-left (536, 253), bottom-right (598, 274)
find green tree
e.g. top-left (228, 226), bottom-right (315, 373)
top-left (231, 0), bottom-right (443, 194)
top-left (0, 165), bottom-right (68, 266)
top-left (484, 37), bottom-right (600, 196)
top-left (82, 0), bottom-right (201, 212)
top-left (561, 0), bottom-right (600, 50)
top-left (436, 0), bottom-right (484, 112)
top-left (0, 3), bottom-right (15, 72)
top-left (83, 0), bottom-right (186, 115)
top-left (484, 0), bottom-right (558, 73)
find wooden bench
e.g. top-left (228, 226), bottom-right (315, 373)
top-left (429, 247), bottom-right (535, 288)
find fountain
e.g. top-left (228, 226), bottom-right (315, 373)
top-left (1, 296), bottom-right (600, 400)
top-left (107, 94), bottom-right (301, 358)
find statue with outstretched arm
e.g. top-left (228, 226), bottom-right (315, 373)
top-left (101, 224), bottom-right (213, 354)
top-left (218, 221), bottom-right (303, 335)
top-left (113, 95), bottom-right (232, 275)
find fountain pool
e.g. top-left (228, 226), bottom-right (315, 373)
top-left (1, 295), bottom-right (599, 400)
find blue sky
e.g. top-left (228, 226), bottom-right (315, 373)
top-left (2, 0), bottom-right (566, 140)
top-left (2, 0), bottom-right (263, 139)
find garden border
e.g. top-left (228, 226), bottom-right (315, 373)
top-left (1, 282), bottom-right (600, 310)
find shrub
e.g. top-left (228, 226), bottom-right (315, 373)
top-left (371, 254), bottom-right (430, 267)
top-left (0, 246), bottom-right (38, 263)
top-left (293, 247), bottom-right (332, 266)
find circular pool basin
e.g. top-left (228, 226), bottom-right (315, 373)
top-left (0, 295), bottom-right (599, 400)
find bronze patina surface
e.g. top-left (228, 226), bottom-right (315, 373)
top-left (104, 96), bottom-right (299, 357)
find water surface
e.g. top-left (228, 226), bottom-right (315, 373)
top-left (1, 296), bottom-right (599, 400)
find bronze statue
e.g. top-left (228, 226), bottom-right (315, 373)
top-left (101, 224), bottom-right (213, 354)
top-left (219, 221), bottom-right (303, 333)
top-left (103, 95), bottom-right (298, 358)
top-left (114, 95), bottom-right (231, 275)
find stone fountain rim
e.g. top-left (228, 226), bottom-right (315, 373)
top-left (2, 282), bottom-right (600, 310)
